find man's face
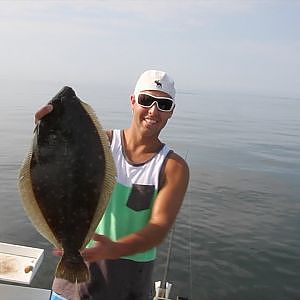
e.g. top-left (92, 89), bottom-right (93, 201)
top-left (131, 90), bottom-right (174, 135)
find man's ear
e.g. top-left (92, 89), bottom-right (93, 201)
top-left (130, 95), bottom-right (136, 109)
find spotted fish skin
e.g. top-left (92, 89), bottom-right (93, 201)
top-left (18, 86), bottom-right (116, 283)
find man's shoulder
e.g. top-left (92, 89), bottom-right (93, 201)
top-left (165, 151), bottom-right (189, 175)
top-left (159, 151), bottom-right (189, 191)
top-left (105, 129), bottom-right (122, 144)
top-left (105, 130), bottom-right (113, 142)
top-left (167, 151), bottom-right (188, 164)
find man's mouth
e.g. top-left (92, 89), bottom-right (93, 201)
top-left (144, 118), bottom-right (158, 125)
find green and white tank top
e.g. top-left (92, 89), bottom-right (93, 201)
top-left (90, 129), bottom-right (172, 262)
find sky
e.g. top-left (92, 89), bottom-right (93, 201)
top-left (0, 0), bottom-right (299, 97)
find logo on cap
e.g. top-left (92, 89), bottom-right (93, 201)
top-left (154, 80), bottom-right (162, 88)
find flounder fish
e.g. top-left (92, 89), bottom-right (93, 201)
top-left (18, 86), bottom-right (116, 283)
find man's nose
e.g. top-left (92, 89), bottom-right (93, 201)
top-left (148, 101), bottom-right (159, 114)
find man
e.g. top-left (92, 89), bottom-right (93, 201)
top-left (35, 70), bottom-right (189, 300)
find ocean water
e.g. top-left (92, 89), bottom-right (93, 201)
top-left (0, 80), bottom-right (299, 300)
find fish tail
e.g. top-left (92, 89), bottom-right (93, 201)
top-left (55, 251), bottom-right (89, 283)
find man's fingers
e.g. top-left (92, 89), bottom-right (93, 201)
top-left (52, 248), bottom-right (63, 257)
top-left (34, 105), bottom-right (53, 124)
top-left (92, 234), bottom-right (106, 242)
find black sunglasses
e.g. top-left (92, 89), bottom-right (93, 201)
top-left (137, 93), bottom-right (175, 112)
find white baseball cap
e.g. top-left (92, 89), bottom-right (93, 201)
top-left (134, 70), bottom-right (176, 100)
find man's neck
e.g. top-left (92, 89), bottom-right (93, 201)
top-left (122, 128), bottom-right (163, 163)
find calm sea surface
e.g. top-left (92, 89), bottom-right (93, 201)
top-left (0, 80), bottom-right (299, 300)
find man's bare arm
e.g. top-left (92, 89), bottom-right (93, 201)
top-left (82, 152), bottom-right (189, 261)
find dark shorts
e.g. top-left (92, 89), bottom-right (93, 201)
top-left (51, 258), bottom-right (154, 300)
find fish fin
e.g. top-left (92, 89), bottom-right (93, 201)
top-left (55, 252), bottom-right (89, 283)
top-left (79, 100), bottom-right (117, 247)
top-left (18, 146), bottom-right (60, 249)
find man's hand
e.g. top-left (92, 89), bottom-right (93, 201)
top-left (81, 234), bottom-right (121, 262)
top-left (52, 248), bottom-right (64, 257)
top-left (35, 104), bottom-right (53, 124)
top-left (52, 234), bottom-right (121, 262)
